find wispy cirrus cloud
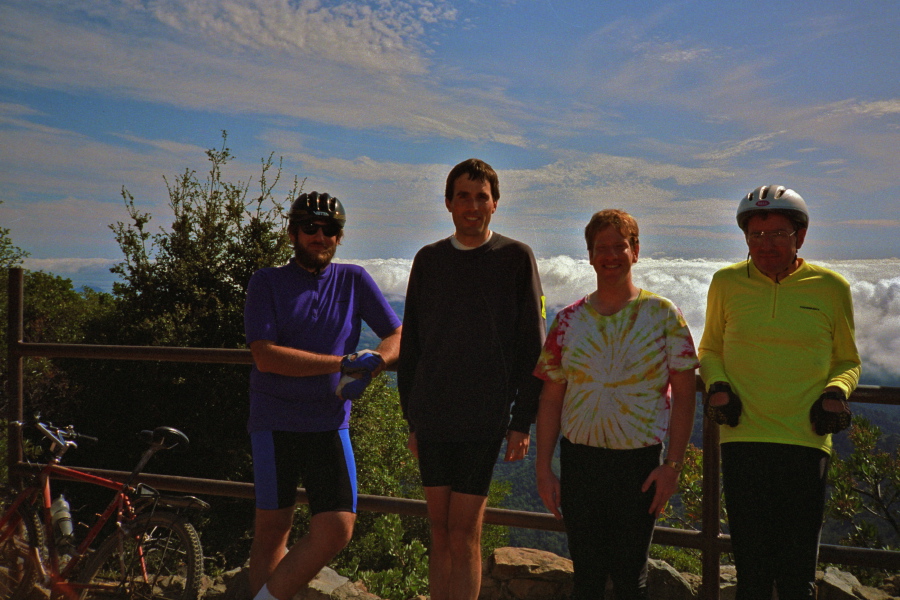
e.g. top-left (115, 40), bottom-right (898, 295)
top-left (0, 0), bottom-right (521, 142)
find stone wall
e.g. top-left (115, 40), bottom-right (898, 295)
top-left (477, 547), bottom-right (899, 600)
top-left (209, 547), bottom-right (900, 600)
top-left (479, 547), bottom-right (695, 600)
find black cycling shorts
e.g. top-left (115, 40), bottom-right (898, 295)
top-left (251, 429), bottom-right (357, 514)
top-left (417, 436), bottom-right (504, 497)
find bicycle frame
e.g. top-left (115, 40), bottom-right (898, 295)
top-left (1, 421), bottom-right (202, 600)
top-left (1, 458), bottom-right (143, 598)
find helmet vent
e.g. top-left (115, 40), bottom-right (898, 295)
top-left (736, 185), bottom-right (809, 230)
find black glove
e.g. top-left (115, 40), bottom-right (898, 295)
top-left (810, 391), bottom-right (852, 436)
top-left (704, 382), bottom-right (742, 427)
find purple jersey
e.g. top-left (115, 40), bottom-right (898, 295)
top-left (244, 260), bottom-right (401, 433)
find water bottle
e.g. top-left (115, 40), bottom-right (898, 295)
top-left (50, 494), bottom-right (75, 549)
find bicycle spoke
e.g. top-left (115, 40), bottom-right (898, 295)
top-left (77, 513), bottom-right (203, 600)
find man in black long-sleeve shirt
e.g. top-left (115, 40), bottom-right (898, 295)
top-left (398, 158), bottom-right (546, 600)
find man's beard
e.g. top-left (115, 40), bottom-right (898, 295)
top-left (294, 241), bottom-right (336, 273)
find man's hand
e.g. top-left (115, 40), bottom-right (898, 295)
top-left (407, 432), bottom-right (418, 459)
top-left (704, 382), bottom-right (742, 427)
top-left (536, 466), bottom-right (562, 520)
top-left (642, 464), bottom-right (679, 516)
top-left (810, 388), bottom-right (852, 435)
top-left (336, 350), bottom-right (384, 400)
top-left (341, 350), bottom-right (385, 377)
top-left (336, 372), bottom-right (372, 401)
top-left (504, 430), bottom-right (530, 462)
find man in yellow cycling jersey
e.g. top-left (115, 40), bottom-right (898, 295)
top-left (699, 185), bottom-right (860, 600)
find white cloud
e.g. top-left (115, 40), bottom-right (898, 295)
top-left (335, 257), bottom-right (412, 297)
top-left (694, 131), bottom-right (788, 163)
top-left (1, 0), bottom-right (898, 264)
top-left (22, 257), bottom-right (118, 273)
top-left (849, 100), bottom-right (900, 117)
top-left (504, 153), bottom-right (731, 196)
top-left (1, 196), bottom-right (132, 259)
top-left (348, 256), bottom-right (900, 383)
top-left (0, 1), bottom-right (518, 142)
top-left (22, 243), bottom-right (900, 383)
top-left (25, 0), bottom-right (457, 75)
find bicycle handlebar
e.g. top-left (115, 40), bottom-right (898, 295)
top-left (18, 417), bottom-right (189, 458)
top-left (28, 420), bottom-right (98, 450)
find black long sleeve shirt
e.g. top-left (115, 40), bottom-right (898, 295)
top-left (398, 234), bottom-right (546, 442)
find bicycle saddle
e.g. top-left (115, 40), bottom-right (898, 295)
top-left (139, 426), bottom-right (190, 451)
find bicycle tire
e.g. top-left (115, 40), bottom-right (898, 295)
top-left (76, 511), bottom-right (203, 600)
top-left (0, 498), bottom-right (44, 600)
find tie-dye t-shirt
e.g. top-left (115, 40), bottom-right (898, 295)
top-left (534, 291), bottom-right (698, 449)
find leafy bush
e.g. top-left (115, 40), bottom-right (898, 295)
top-left (343, 514), bottom-right (429, 599)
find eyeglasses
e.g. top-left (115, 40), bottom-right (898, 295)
top-left (746, 230), bottom-right (796, 246)
top-left (298, 221), bottom-right (342, 237)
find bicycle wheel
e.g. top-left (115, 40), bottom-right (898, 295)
top-left (76, 511), bottom-right (203, 600)
top-left (0, 498), bottom-right (44, 600)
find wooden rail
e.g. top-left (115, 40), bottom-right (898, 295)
top-left (6, 267), bottom-right (900, 597)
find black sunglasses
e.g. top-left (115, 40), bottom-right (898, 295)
top-left (298, 221), bottom-right (342, 237)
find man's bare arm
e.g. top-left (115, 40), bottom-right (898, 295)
top-left (251, 325), bottom-right (401, 378)
top-left (249, 340), bottom-right (342, 377)
top-left (373, 326), bottom-right (402, 374)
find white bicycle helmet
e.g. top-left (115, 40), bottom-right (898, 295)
top-left (736, 185), bottom-right (809, 232)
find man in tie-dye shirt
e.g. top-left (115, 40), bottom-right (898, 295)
top-left (534, 209), bottom-right (698, 600)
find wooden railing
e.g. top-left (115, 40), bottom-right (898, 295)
top-left (5, 268), bottom-right (899, 598)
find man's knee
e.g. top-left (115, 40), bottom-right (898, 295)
top-left (331, 519), bottom-right (354, 549)
top-left (311, 511), bottom-right (356, 552)
top-left (429, 521), bottom-right (450, 548)
top-left (447, 521), bottom-right (481, 556)
top-left (254, 508), bottom-right (295, 547)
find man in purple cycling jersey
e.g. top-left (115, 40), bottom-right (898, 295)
top-left (245, 192), bottom-right (402, 600)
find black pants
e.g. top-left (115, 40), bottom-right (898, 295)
top-left (721, 442), bottom-right (829, 600)
top-left (560, 438), bottom-right (660, 600)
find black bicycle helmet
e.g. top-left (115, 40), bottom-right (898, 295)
top-left (289, 191), bottom-right (346, 227)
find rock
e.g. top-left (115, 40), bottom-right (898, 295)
top-left (647, 558), bottom-right (697, 600)
top-left (212, 566), bottom-right (366, 600)
top-left (204, 552), bottom-right (900, 600)
top-left (328, 579), bottom-right (382, 600)
top-left (883, 574), bottom-right (900, 598)
top-left (487, 546), bottom-right (574, 583)
top-left (717, 565), bottom-right (738, 600)
top-left (818, 567), bottom-right (894, 600)
top-left (219, 566), bottom-right (252, 600)
top-left (821, 567), bottom-right (863, 600)
top-left (293, 567), bottom-right (350, 599)
top-left (481, 547), bottom-right (573, 599)
top-left (506, 577), bottom-right (567, 599)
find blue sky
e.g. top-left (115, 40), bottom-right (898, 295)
top-left (1, 0), bottom-right (899, 282)
top-left (1, 1), bottom-right (899, 385)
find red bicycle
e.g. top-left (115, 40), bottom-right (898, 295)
top-left (0, 417), bottom-right (208, 600)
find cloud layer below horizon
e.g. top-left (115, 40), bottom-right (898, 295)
top-left (25, 255), bottom-right (900, 386)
